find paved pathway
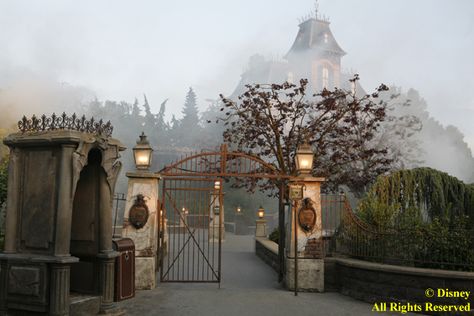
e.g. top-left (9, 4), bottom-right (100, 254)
top-left (118, 234), bottom-right (419, 316)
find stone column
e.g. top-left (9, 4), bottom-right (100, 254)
top-left (54, 145), bottom-right (76, 256)
top-left (122, 171), bottom-right (160, 290)
top-left (98, 257), bottom-right (116, 313)
top-left (209, 192), bottom-right (225, 242)
top-left (255, 219), bottom-right (267, 238)
top-left (285, 176), bottom-right (325, 292)
top-left (49, 264), bottom-right (70, 316)
top-left (3, 149), bottom-right (20, 253)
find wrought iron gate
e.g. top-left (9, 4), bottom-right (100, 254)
top-left (157, 144), bottom-right (291, 284)
top-left (159, 177), bottom-right (223, 283)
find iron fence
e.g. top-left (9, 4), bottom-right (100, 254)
top-left (113, 193), bottom-right (127, 238)
top-left (336, 221), bottom-right (474, 271)
top-left (327, 195), bottom-right (474, 272)
top-left (320, 193), bottom-right (346, 255)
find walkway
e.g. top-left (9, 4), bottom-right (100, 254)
top-left (118, 234), bottom-right (418, 316)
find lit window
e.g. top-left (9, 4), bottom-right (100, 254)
top-left (322, 67), bottom-right (329, 89)
top-left (287, 72), bottom-right (294, 83)
top-left (324, 33), bottom-right (328, 43)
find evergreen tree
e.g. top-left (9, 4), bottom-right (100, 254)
top-left (142, 94), bottom-right (155, 129)
top-left (131, 98), bottom-right (140, 118)
top-left (168, 114), bottom-right (180, 147)
top-left (179, 88), bottom-right (201, 147)
top-left (201, 99), bottom-right (224, 148)
top-left (156, 99), bottom-right (168, 132)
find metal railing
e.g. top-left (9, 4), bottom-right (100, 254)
top-left (336, 221), bottom-right (474, 271)
top-left (113, 193), bottom-right (127, 238)
top-left (326, 194), bottom-right (474, 272)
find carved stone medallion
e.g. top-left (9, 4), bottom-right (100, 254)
top-left (129, 194), bottom-right (149, 229)
top-left (298, 197), bottom-right (317, 233)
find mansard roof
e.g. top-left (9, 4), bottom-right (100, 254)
top-left (286, 18), bottom-right (346, 57)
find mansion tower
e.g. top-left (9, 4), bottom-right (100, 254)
top-left (231, 6), bottom-right (359, 97)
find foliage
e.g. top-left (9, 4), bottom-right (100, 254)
top-left (337, 168), bottom-right (474, 271)
top-left (178, 88), bottom-right (202, 147)
top-left (357, 167), bottom-right (474, 228)
top-left (0, 156), bottom-right (7, 249)
top-left (268, 227), bottom-right (279, 244)
top-left (218, 76), bottom-right (401, 196)
top-left (0, 128), bottom-right (11, 160)
top-left (337, 214), bottom-right (474, 271)
top-left (0, 155), bottom-right (7, 206)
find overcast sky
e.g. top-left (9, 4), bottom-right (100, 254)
top-left (1, 0), bottom-right (473, 151)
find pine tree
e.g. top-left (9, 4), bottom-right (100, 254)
top-left (168, 114), bottom-right (180, 147)
top-left (131, 98), bottom-right (140, 118)
top-left (156, 99), bottom-right (168, 132)
top-left (179, 88), bottom-right (201, 147)
top-left (142, 94), bottom-right (155, 129)
top-left (181, 88), bottom-right (199, 127)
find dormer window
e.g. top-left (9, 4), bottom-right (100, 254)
top-left (324, 33), bottom-right (328, 43)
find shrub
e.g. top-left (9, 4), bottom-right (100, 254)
top-left (269, 228), bottom-right (279, 244)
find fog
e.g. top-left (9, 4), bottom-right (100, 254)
top-left (1, 0), bottom-right (473, 181)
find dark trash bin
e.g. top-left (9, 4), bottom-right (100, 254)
top-left (113, 238), bottom-right (135, 301)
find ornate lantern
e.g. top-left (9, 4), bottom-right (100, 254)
top-left (295, 142), bottom-right (314, 175)
top-left (133, 132), bottom-right (153, 170)
top-left (257, 206), bottom-right (265, 219)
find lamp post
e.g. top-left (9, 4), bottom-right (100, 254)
top-left (133, 132), bottom-right (153, 170)
top-left (255, 206), bottom-right (266, 237)
top-left (291, 142), bottom-right (319, 295)
top-left (295, 142), bottom-right (314, 176)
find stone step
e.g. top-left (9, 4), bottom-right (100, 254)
top-left (69, 292), bottom-right (101, 316)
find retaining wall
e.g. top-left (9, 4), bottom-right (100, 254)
top-left (255, 237), bottom-right (279, 273)
top-left (255, 237), bottom-right (474, 314)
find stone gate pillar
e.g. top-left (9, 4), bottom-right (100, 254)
top-left (122, 172), bottom-right (160, 290)
top-left (209, 191), bottom-right (225, 242)
top-left (285, 176), bottom-right (325, 292)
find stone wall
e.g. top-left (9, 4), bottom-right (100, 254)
top-left (334, 257), bottom-right (474, 313)
top-left (254, 240), bottom-right (474, 313)
top-left (323, 257), bottom-right (338, 292)
top-left (255, 237), bottom-right (279, 273)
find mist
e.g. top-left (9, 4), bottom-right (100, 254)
top-left (0, 0), bottom-right (473, 183)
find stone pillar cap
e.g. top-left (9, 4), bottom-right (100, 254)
top-left (126, 171), bottom-right (161, 179)
top-left (290, 176), bottom-right (325, 182)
